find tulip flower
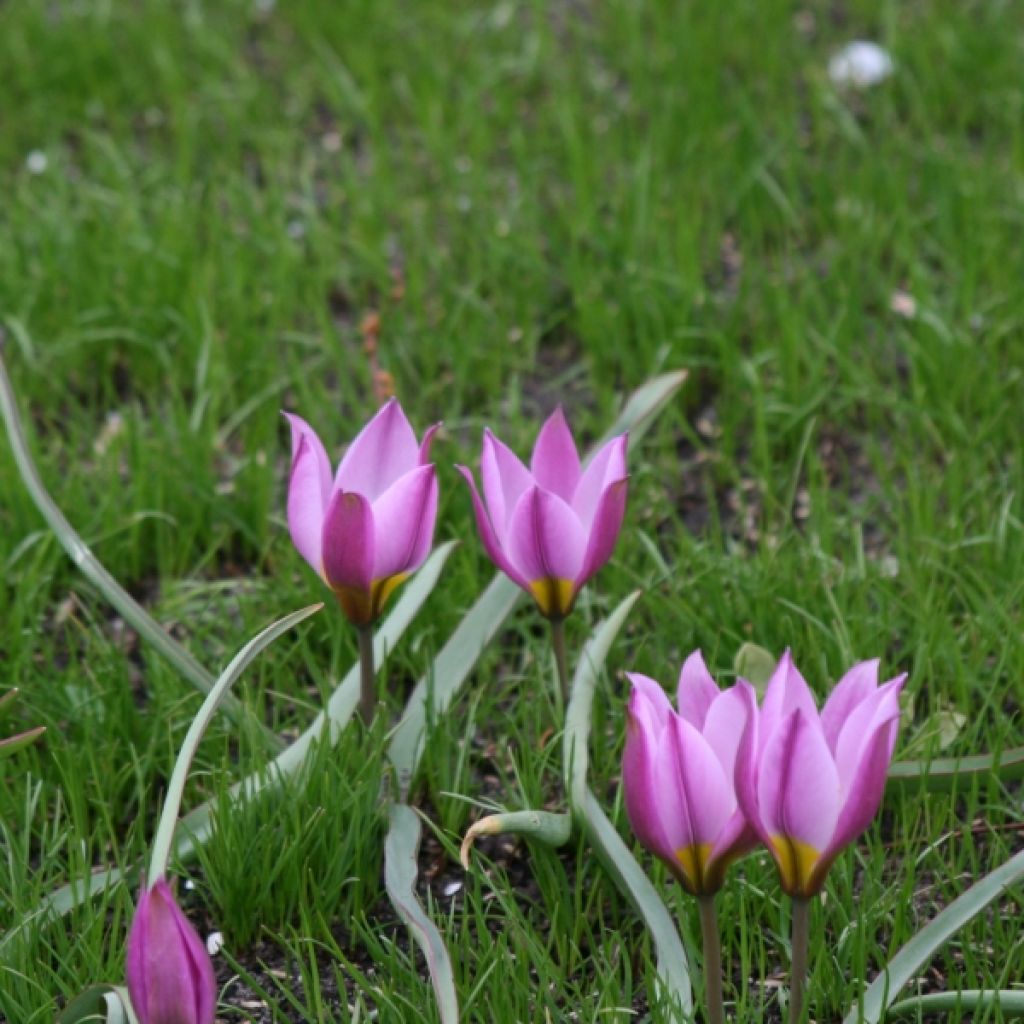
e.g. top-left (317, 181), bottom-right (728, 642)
top-left (622, 652), bottom-right (758, 1024)
top-left (456, 408), bottom-right (628, 622)
top-left (285, 399), bottom-right (440, 627)
top-left (736, 651), bottom-right (907, 898)
top-left (623, 652), bottom-right (758, 896)
top-left (126, 877), bottom-right (216, 1024)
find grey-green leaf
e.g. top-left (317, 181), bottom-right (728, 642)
top-left (885, 990), bottom-right (1024, 1018)
top-left (733, 642), bottom-right (777, 694)
top-left (385, 804), bottom-right (459, 1024)
top-left (843, 849), bottom-right (1024, 1024)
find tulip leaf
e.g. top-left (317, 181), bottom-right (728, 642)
top-left (460, 809), bottom-right (572, 868)
top-left (57, 985), bottom-right (139, 1024)
top-left (564, 589), bottom-right (693, 1017)
top-left (594, 369), bottom-right (689, 450)
top-left (384, 804), bottom-right (459, 1024)
top-left (0, 350), bottom-right (283, 754)
top-left (887, 745), bottom-right (1024, 789)
top-left (842, 848), bottom-right (1024, 1024)
top-left (0, 725), bottom-right (46, 759)
top-left (15, 541), bottom-right (457, 936)
top-left (733, 642), bottom-right (777, 695)
top-left (148, 602), bottom-right (322, 881)
top-left (885, 990), bottom-right (1024, 1018)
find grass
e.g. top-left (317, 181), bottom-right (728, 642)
top-left (1, 0), bottom-right (1022, 1020)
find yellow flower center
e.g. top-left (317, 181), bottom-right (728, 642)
top-left (528, 577), bottom-right (576, 619)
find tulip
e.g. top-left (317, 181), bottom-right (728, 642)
top-left (284, 399), bottom-right (439, 627)
top-left (736, 651), bottom-right (907, 898)
top-left (622, 651), bottom-right (758, 896)
top-left (456, 408), bottom-right (628, 621)
top-left (126, 877), bottom-right (216, 1024)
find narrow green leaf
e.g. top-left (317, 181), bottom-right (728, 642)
top-left (563, 589), bottom-right (693, 1016)
top-left (17, 541), bottom-right (456, 931)
top-left (888, 746), bottom-right (1024, 789)
top-left (384, 804), bottom-right (459, 1024)
top-left (843, 849), bottom-right (1024, 1024)
top-left (148, 603), bottom-right (322, 881)
top-left (886, 990), bottom-right (1024, 1018)
top-left (459, 809), bottom-right (572, 869)
top-left (0, 688), bottom-right (20, 714)
top-left (0, 725), bottom-right (46, 758)
top-left (0, 350), bottom-right (282, 753)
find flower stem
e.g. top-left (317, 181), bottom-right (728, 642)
top-left (788, 897), bottom-right (811, 1024)
top-left (357, 625), bottom-right (376, 726)
top-left (697, 895), bottom-right (726, 1024)
top-left (549, 617), bottom-right (570, 704)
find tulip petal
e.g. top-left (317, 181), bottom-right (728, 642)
top-left (625, 673), bottom-right (673, 730)
top-left (758, 649), bottom-right (819, 752)
top-left (321, 489), bottom-right (375, 593)
top-left (575, 477), bottom-right (629, 590)
top-left (481, 429), bottom-right (533, 542)
top-left (701, 683), bottom-right (750, 781)
top-left (530, 407), bottom-right (581, 502)
top-left (758, 710), bottom-right (840, 892)
top-left (284, 415), bottom-right (333, 572)
top-left (820, 658), bottom-right (880, 753)
top-left (734, 681), bottom-right (769, 845)
top-left (706, 807), bottom-right (759, 883)
top-left (815, 714), bottom-right (901, 889)
top-left (370, 465), bottom-right (438, 581)
top-left (623, 685), bottom-right (687, 867)
top-left (507, 485), bottom-right (586, 597)
top-left (456, 465), bottom-right (530, 589)
top-left (573, 434), bottom-right (628, 528)
top-left (675, 650), bottom-right (721, 729)
top-left (833, 675), bottom-right (906, 793)
top-left (334, 398), bottom-right (419, 502)
top-left (418, 422), bottom-right (441, 464)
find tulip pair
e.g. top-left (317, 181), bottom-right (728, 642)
top-left (286, 402), bottom-right (629, 626)
top-left (126, 877), bottom-right (216, 1024)
top-left (623, 649), bottom-right (906, 1023)
top-left (624, 649), bottom-right (905, 896)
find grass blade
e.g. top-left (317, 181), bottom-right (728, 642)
top-left (384, 804), bottom-right (459, 1024)
top-left (0, 349), bottom-right (282, 753)
top-left (563, 589), bottom-right (693, 1016)
top-left (843, 849), bottom-right (1024, 1024)
top-left (886, 990), bottom-right (1024, 1018)
top-left (148, 603), bottom-right (322, 880)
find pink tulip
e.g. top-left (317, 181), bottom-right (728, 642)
top-left (736, 651), bottom-right (907, 897)
top-left (285, 399), bottom-right (439, 626)
top-left (126, 877), bottom-right (216, 1024)
top-left (457, 408), bottom-right (628, 619)
top-left (622, 652), bottom-right (759, 895)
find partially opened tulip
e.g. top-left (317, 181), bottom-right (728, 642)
top-left (285, 399), bottom-right (439, 721)
top-left (735, 650), bottom-right (906, 1024)
top-left (623, 652), bottom-right (758, 1024)
top-left (126, 877), bottom-right (216, 1024)
top-left (457, 408), bottom-right (628, 622)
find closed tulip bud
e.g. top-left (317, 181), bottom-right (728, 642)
top-left (457, 408), bottom-right (628, 619)
top-left (126, 877), bottom-right (216, 1024)
top-left (622, 652), bottom-right (759, 895)
top-left (285, 399), bottom-right (440, 626)
top-left (736, 651), bottom-right (907, 897)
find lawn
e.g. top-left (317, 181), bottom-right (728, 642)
top-left (1, 0), bottom-right (1022, 1021)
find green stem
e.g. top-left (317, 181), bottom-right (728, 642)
top-left (789, 897), bottom-right (811, 1024)
top-left (698, 895), bottom-right (726, 1024)
top-left (549, 617), bottom-right (570, 704)
top-left (357, 625), bottom-right (376, 725)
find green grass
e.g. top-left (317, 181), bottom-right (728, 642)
top-left (1, 0), bottom-right (1023, 1020)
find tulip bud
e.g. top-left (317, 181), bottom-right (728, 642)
top-left (284, 399), bottom-right (440, 625)
top-left (736, 651), bottom-right (907, 897)
top-left (126, 877), bottom-right (216, 1024)
top-left (457, 407), bottom-right (628, 619)
top-left (622, 652), bottom-right (758, 895)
